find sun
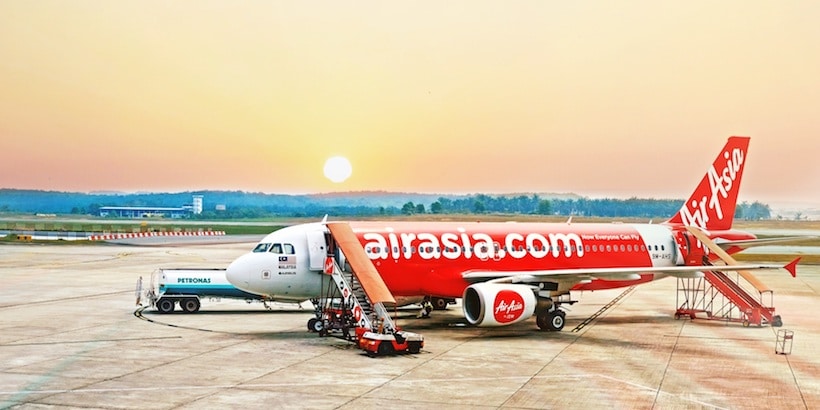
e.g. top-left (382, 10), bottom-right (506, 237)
top-left (323, 156), bottom-right (353, 183)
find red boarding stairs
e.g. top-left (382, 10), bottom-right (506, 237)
top-left (676, 262), bottom-right (781, 327)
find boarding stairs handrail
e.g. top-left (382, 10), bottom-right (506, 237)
top-left (326, 258), bottom-right (397, 334)
top-left (702, 262), bottom-right (775, 325)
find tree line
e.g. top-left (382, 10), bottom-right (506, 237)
top-left (399, 195), bottom-right (771, 220)
top-left (0, 189), bottom-right (772, 220)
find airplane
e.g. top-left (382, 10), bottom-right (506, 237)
top-left (225, 136), bottom-right (800, 333)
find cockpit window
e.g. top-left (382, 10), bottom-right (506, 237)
top-left (252, 243), bottom-right (271, 253)
top-left (283, 243), bottom-right (295, 255)
top-left (270, 243), bottom-right (283, 254)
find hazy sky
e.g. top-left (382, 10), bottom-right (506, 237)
top-left (1, 1), bottom-right (819, 205)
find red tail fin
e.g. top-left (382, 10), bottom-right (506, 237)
top-left (666, 136), bottom-right (750, 230)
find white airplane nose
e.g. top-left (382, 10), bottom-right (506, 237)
top-left (226, 254), bottom-right (251, 290)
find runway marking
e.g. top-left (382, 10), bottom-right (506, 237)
top-left (571, 285), bottom-right (636, 332)
top-left (132, 306), bottom-right (314, 339)
top-left (785, 352), bottom-right (810, 409)
top-left (0, 290), bottom-right (131, 309)
top-left (2, 336), bottom-right (181, 347)
top-left (663, 334), bottom-right (769, 342)
top-left (655, 317), bottom-right (691, 408)
top-left (134, 306), bottom-right (248, 334)
top-left (0, 373), bottom-right (728, 408)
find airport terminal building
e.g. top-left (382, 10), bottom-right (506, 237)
top-left (99, 195), bottom-right (203, 219)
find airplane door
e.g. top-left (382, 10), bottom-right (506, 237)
top-left (306, 230), bottom-right (328, 271)
top-left (675, 230), bottom-right (706, 266)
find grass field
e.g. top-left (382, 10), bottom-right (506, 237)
top-left (1, 216), bottom-right (818, 261)
top-left (0, 219), bottom-right (283, 235)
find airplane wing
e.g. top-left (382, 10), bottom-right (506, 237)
top-left (716, 236), bottom-right (816, 251)
top-left (462, 260), bottom-right (799, 284)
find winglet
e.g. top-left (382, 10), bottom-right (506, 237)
top-left (784, 257), bottom-right (800, 278)
top-left (321, 214), bottom-right (328, 224)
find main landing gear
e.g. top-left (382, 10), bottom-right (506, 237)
top-left (536, 310), bottom-right (566, 331)
top-left (535, 297), bottom-right (571, 331)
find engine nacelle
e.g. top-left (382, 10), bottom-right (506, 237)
top-left (462, 283), bottom-right (536, 327)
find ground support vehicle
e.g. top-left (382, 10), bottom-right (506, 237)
top-left (145, 268), bottom-right (267, 313)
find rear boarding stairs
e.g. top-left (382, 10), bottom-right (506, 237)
top-left (675, 226), bottom-right (792, 327)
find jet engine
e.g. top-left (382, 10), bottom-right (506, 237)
top-left (462, 283), bottom-right (536, 327)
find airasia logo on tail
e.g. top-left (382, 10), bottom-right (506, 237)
top-left (493, 290), bottom-right (525, 324)
top-left (671, 137), bottom-right (750, 231)
top-left (681, 147), bottom-right (744, 229)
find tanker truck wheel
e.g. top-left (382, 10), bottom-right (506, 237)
top-left (157, 298), bottom-right (175, 314)
top-left (180, 298), bottom-right (200, 313)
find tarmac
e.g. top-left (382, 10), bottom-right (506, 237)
top-left (1, 239), bottom-right (819, 409)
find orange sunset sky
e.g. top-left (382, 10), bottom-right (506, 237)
top-left (1, 2), bottom-right (819, 205)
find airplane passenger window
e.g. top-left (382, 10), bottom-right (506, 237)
top-left (592, 245), bottom-right (598, 252)
top-left (606, 245), bottom-right (612, 252)
top-left (284, 244), bottom-right (295, 254)
top-left (270, 243), bottom-right (283, 254)
top-left (253, 243), bottom-right (271, 253)
top-left (620, 245), bottom-right (625, 252)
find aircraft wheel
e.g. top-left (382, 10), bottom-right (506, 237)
top-left (536, 312), bottom-right (549, 330)
top-left (157, 298), bottom-right (175, 314)
top-left (180, 298), bottom-right (200, 313)
top-left (308, 318), bottom-right (323, 333)
top-left (432, 297), bottom-right (449, 310)
top-left (549, 311), bottom-right (566, 331)
top-left (536, 310), bottom-right (565, 331)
